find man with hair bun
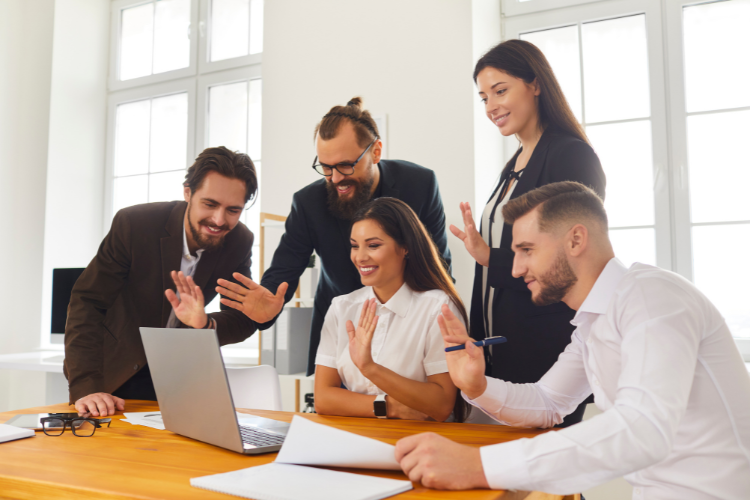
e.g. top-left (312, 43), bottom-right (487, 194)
top-left (216, 97), bottom-right (452, 375)
top-left (65, 147), bottom-right (262, 417)
top-left (395, 181), bottom-right (750, 498)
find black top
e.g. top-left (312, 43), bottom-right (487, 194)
top-left (259, 159), bottom-right (452, 375)
top-left (469, 129), bottom-right (606, 426)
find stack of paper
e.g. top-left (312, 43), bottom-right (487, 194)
top-left (121, 412), bottom-right (166, 430)
top-left (0, 423), bottom-right (35, 443)
top-left (191, 416), bottom-right (412, 500)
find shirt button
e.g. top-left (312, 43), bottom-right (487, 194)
top-left (634, 488), bottom-right (642, 495)
top-left (134, 364), bottom-right (139, 371)
top-left (593, 378), bottom-right (600, 387)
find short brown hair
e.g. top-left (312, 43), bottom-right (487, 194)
top-left (502, 181), bottom-right (607, 233)
top-left (314, 97), bottom-right (379, 147)
top-left (184, 146), bottom-right (258, 204)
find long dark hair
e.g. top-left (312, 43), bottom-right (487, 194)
top-left (352, 197), bottom-right (470, 422)
top-left (474, 39), bottom-right (588, 145)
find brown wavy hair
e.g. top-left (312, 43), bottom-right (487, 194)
top-left (474, 39), bottom-right (588, 145)
top-left (184, 146), bottom-right (258, 204)
top-left (352, 197), bottom-right (470, 422)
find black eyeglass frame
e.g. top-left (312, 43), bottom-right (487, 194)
top-left (40, 415), bottom-right (111, 437)
top-left (311, 138), bottom-right (377, 177)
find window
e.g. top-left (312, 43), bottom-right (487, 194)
top-left (505, 0), bottom-right (750, 343)
top-left (106, 0), bottom-right (264, 352)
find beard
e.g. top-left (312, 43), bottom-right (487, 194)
top-left (187, 203), bottom-right (230, 253)
top-left (531, 250), bottom-right (578, 306)
top-left (325, 172), bottom-right (375, 220)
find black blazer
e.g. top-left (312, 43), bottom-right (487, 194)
top-left (259, 159), bottom-right (452, 375)
top-left (469, 129), bottom-right (606, 424)
top-left (64, 201), bottom-right (257, 402)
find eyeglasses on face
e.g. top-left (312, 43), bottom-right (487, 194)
top-left (40, 415), bottom-right (111, 437)
top-left (311, 138), bottom-right (377, 177)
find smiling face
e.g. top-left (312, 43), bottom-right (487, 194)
top-left (476, 67), bottom-right (541, 139)
top-left (318, 121), bottom-right (381, 219)
top-left (350, 219), bottom-right (407, 301)
top-left (510, 208), bottom-right (578, 306)
top-left (183, 171), bottom-right (246, 253)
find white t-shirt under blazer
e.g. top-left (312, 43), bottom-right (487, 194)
top-left (315, 283), bottom-right (464, 395)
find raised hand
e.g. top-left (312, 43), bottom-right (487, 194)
top-left (215, 273), bottom-right (288, 324)
top-left (165, 271), bottom-right (207, 329)
top-left (346, 299), bottom-right (379, 373)
top-left (449, 202), bottom-right (491, 267)
top-left (438, 304), bottom-right (487, 399)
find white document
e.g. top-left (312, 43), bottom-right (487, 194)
top-left (122, 411), bottom-right (166, 430)
top-left (191, 462), bottom-right (412, 500)
top-left (0, 423), bottom-right (34, 443)
top-left (275, 416), bottom-right (401, 470)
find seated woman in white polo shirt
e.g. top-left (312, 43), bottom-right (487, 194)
top-left (314, 197), bottom-right (468, 422)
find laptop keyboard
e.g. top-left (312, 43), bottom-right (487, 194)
top-left (239, 425), bottom-right (286, 448)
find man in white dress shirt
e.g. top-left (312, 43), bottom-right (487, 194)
top-left (395, 181), bottom-right (750, 498)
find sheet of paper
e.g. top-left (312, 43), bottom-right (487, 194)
top-left (275, 415), bottom-right (401, 470)
top-left (122, 412), bottom-right (166, 430)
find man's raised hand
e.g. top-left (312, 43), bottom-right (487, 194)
top-left (165, 271), bottom-right (207, 328)
top-left (216, 273), bottom-right (288, 323)
top-left (438, 304), bottom-right (487, 400)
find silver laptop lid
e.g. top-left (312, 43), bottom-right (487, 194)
top-left (140, 327), bottom-right (244, 453)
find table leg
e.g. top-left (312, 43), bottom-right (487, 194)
top-left (295, 379), bottom-right (300, 412)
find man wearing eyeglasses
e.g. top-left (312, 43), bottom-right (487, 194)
top-left (216, 97), bottom-right (452, 375)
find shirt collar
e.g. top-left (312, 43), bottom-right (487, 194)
top-left (573, 258), bottom-right (628, 323)
top-left (182, 224), bottom-right (204, 261)
top-left (366, 282), bottom-right (414, 318)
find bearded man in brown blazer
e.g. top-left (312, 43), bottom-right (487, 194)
top-left (64, 147), bottom-right (285, 417)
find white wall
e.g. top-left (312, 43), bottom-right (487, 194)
top-left (40, 0), bottom-right (110, 348)
top-left (262, 0), bottom-right (479, 301)
top-left (0, 0), bottom-right (56, 411)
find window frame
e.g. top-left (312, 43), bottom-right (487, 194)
top-left (197, 0), bottom-right (263, 75)
top-left (504, 0), bottom-right (674, 271)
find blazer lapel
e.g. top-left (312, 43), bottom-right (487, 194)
top-left (160, 202), bottom-right (187, 326)
top-left (499, 129), bottom-right (555, 250)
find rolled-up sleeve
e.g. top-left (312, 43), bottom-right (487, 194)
top-left (314, 303), bottom-right (339, 369)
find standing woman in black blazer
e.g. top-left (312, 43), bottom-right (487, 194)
top-left (451, 40), bottom-right (606, 427)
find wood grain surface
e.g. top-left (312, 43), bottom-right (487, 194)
top-left (0, 401), bottom-right (576, 500)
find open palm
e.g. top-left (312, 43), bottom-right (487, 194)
top-left (165, 271), bottom-right (206, 329)
top-left (438, 304), bottom-right (487, 398)
top-left (346, 299), bottom-right (379, 371)
top-left (216, 273), bottom-right (288, 323)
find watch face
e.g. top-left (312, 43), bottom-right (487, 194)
top-left (373, 400), bottom-right (387, 417)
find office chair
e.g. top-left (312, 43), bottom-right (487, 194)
top-left (225, 365), bottom-right (283, 411)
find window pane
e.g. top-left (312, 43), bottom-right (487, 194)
top-left (586, 120), bottom-right (654, 227)
top-left (245, 159), bottom-right (260, 281)
top-left (208, 81), bottom-right (248, 152)
top-left (150, 93), bottom-right (188, 173)
top-left (692, 224), bottom-right (750, 337)
top-left (521, 26), bottom-right (582, 122)
top-left (149, 170), bottom-right (186, 203)
top-left (683, 1), bottom-right (750, 113)
top-left (609, 228), bottom-right (656, 268)
top-left (113, 175), bottom-right (148, 214)
top-left (248, 79), bottom-right (262, 160)
top-left (687, 109), bottom-right (750, 223)
top-left (153, 0), bottom-right (191, 74)
top-left (582, 15), bottom-right (650, 123)
top-left (249, 0), bottom-right (264, 55)
top-left (120, 2), bottom-right (154, 81)
top-left (115, 100), bottom-right (151, 177)
top-left (210, 0), bottom-right (250, 62)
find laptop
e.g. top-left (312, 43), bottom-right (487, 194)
top-left (139, 327), bottom-right (290, 454)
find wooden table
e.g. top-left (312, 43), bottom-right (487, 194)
top-left (0, 401), bottom-right (577, 500)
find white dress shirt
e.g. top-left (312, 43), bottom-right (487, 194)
top-left (467, 258), bottom-right (750, 499)
top-left (165, 227), bottom-right (205, 328)
top-left (315, 283), bottom-right (464, 395)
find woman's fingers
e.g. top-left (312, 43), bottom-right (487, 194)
top-left (449, 224), bottom-right (467, 241)
top-left (346, 320), bottom-right (356, 341)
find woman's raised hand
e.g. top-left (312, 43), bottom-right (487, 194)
top-left (346, 298), bottom-right (379, 373)
top-left (449, 202), bottom-right (490, 267)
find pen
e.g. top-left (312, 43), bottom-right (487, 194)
top-left (445, 336), bottom-right (507, 352)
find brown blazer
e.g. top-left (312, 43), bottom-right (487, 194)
top-left (63, 201), bottom-right (257, 403)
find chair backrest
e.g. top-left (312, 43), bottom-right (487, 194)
top-left (225, 365), bottom-right (283, 411)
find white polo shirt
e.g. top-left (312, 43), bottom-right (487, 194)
top-left (315, 283), bottom-right (464, 395)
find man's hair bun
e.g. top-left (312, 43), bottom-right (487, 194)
top-left (346, 97), bottom-right (363, 108)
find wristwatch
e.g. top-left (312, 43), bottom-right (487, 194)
top-left (373, 394), bottom-right (387, 419)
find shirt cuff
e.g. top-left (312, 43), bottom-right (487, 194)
top-left (463, 376), bottom-right (509, 415)
top-left (480, 438), bottom-right (534, 491)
